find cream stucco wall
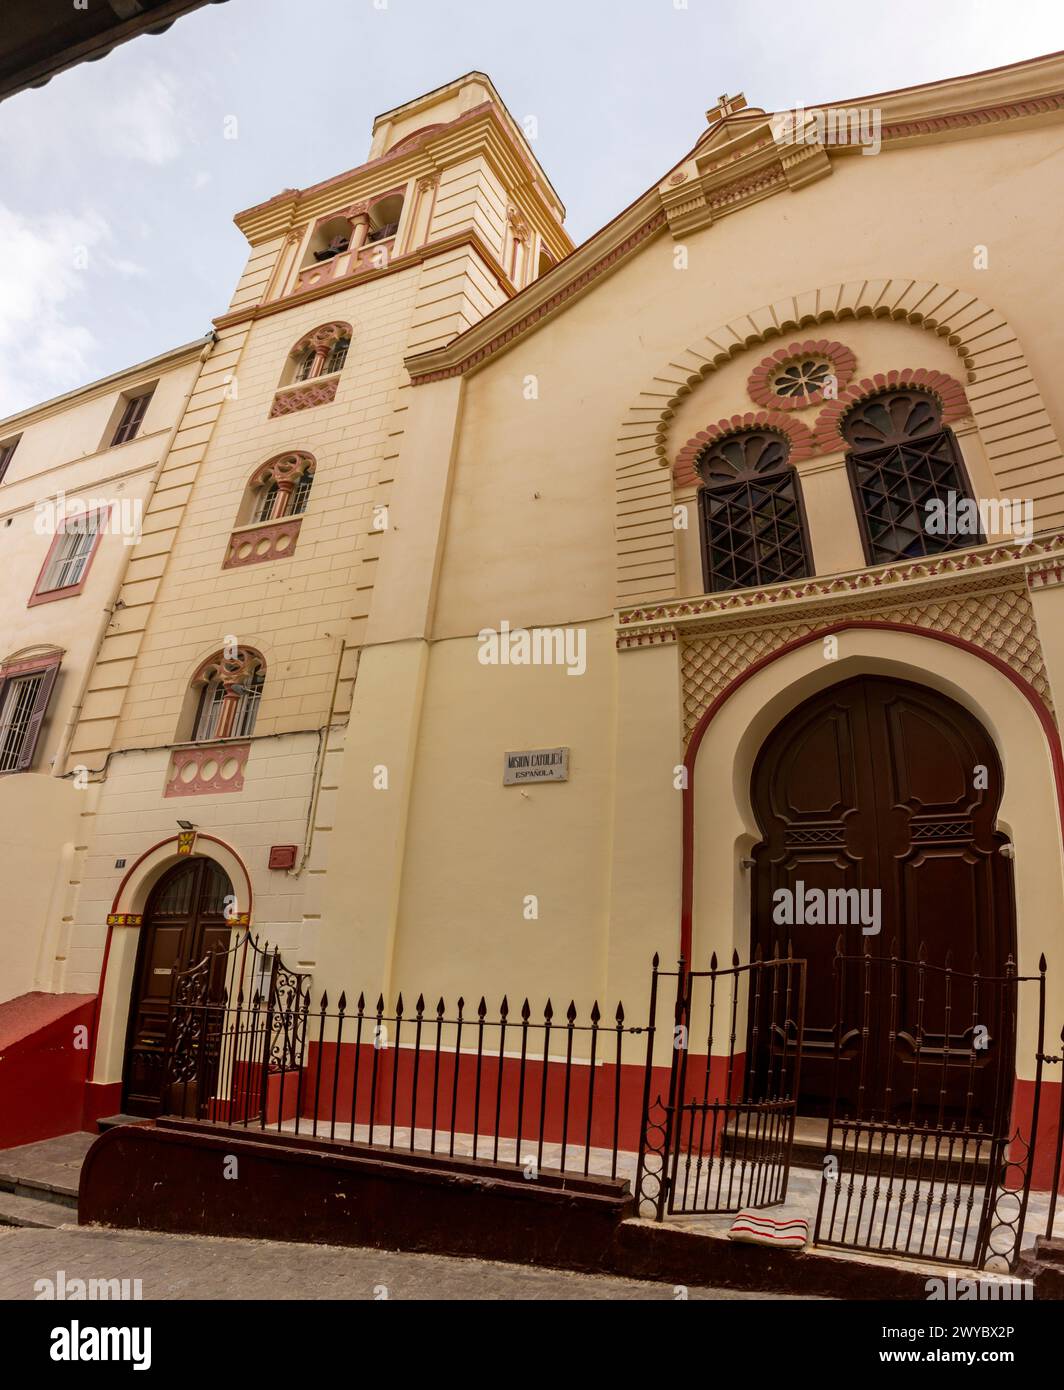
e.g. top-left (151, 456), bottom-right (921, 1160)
top-left (0, 345), bottom-right (204, 1001)
top-left (322, 105), bottom-right (1064, 1038)
top-left (11, 60), bottom-right (1064, 1111)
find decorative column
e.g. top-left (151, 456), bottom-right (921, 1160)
top-left (506, 205), bottom-right (531, 284)
top-left (342, 202), bottom-right (371, 253)
top-left (267, 456), bottom-right (301, 520)
top-left (412, 175), bottom-right (439, 249)
top-left (291, 323), bottom-right (347, 380)
top-left (214, 650), bottom-right (254, 740)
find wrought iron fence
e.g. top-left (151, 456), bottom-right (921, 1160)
top-left (163, 932), bottom-right (659, 1186)
top-left (635, 949), bottom-right (805, 1218)
top-left (160, 934), bottom-right (1064, 1266)
top-left (812, 943), bottom-right (1054, 1271)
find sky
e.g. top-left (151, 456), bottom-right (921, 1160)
top-left (1, 0), bottom-right (1063, 418)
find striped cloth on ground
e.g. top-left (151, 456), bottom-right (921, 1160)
top-left (727, 1210), bottom-right (809, 1249)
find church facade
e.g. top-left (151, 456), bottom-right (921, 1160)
top-left (3, 53), bottom-right (1064, 1210)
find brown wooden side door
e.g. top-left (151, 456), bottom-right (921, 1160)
top-left (122, 857), bottom-right (235, 1116)
top-left (750, 675), bottom-right (1014, 1123)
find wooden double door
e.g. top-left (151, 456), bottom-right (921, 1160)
top-left (122, 857), bottom-right (235, 1116)
top-left (750, 675), bottom-right (1016, 1123)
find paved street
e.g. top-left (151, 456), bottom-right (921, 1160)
top-left (0, 1225), bottom-right (810, 1300)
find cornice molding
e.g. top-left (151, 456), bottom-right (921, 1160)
top-left (211, 229), bottom-right (519, 332)
top-left (616, 533), bottom-right (1064, 645)
top-left (405, 55), bottom-right (1064, 388)
top-left (0, 336), bottom-right (210, 436)
top-left (234, 104), bottom-right (571, 257)
top-left (407, 201), bottom-right (666, 384)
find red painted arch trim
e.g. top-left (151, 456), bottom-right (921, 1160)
top-left (679, 620), bottom-right (1064, 963)
top-left (107, 833), bottom-right (255, 917)
top-left (88, 835), bottom-right (256, 1079)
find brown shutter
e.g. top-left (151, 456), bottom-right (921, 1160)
top-left (16, 661), bottom-right (60, 771)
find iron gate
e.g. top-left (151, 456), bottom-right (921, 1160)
top-left (813, 944), bottom-right (1046, 1271)
top-left (637, 950), bottom-right (806, 1218)
top-left (163, 931), bottom-right (309, 1122)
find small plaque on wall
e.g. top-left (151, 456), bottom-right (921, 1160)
top-left (503, 747), bottom-right (569, 785)
top-left (268, 844), bottom-right (298, 870)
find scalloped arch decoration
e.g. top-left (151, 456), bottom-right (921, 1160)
top-left (811, 368), bottom-right (971, 454)
top-left (674, 412), bottom-right (815, 487)
top-left (249, 450), bottom-right (316, 490)
top-left (746, 338), bottom-right (857, 411)
top-left (615, 277), bottom-right (1064, 608)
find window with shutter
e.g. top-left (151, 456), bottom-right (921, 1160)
top-left (110, 389), bottom-right (154, 447)
top-left (0, 660), bottom-right (60, 772)
top-left (31, 509), bottom-right (106, 603)
top-left (0, 435), bottom-right (20, 482)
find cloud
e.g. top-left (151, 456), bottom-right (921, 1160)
top-left (0, 63), bottom-right (188, 176)
top-left (0, 205), bottom-right (111, 417)
top-left (105, 70), bottom-right (184, 165)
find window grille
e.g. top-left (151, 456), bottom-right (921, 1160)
top-left (192, 663), bottom-right (265, 742)
top-left (323, 337), bottom-right (349, 374)
top-left (253, 481), bottom-right (280, 523)
top-left (843, 390), bottom-right (982, 564)
top-left (0, 672), bottom-right (45, 771)
top-left (291, 468), bottom-right (313, 514)
top-left (696, 429), bottom-right (812, 593)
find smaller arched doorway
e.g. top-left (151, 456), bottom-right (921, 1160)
top-left (122, 857), bottom-right (235, 1116)
top-left (750, 674), bottom-right (1016, 1124)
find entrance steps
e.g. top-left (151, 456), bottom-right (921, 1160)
top-left (723, 1115), bottom-right (994, 1179)
top-left (0, 1189), bottom-right (69, 1228)
top-left (96, 1114), bottom-right (152, 1133)
top-left (0, 1130), bottom-right (94, 1228)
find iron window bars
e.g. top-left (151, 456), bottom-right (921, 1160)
top-left (843, 389), bottom-right (983, 565)
top-left (696, 428), bottom-right (813, 593)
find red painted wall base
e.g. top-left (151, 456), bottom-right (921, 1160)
top-left (0, 992), bottom-right (96, 1147)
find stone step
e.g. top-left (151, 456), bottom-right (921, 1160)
top-left (0, 1189), bottom-right (69, 1229)
top-left (0, 1175), bottom-right (78, 1209)
top-left (723, 1115), bottom-right (993, 1179)
top-left (96, 1114), bottom-right (152, 1133)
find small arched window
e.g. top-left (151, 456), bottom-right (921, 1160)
top-left (188, 649), bottom-right (266, 743)
top-left (696, 428), bottom-right (812, 593)
top-left (245, 452), bottom-right (315, 525)
top-left (843, 389), bottom-right (982, 565)
top-left (281, 323), bottom-right (352, 388)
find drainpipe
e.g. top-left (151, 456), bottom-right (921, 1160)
top-left (51, 334), bottom-right (216, 777)
top-left (288, 639), bottom-right (351, 878)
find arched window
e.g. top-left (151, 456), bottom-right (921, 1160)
top-left (280, 322), bottom-right (352, 388)
top-left (187, 649), bottom-right (265, 743)
top-left (843, 389), bottom-right (982, 565)
top-left (696, 428), bottom-right (812, 593)
top-left (245, 452), bottom-right (315, 525)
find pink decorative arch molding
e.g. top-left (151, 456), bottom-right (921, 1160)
top-left (811, 367), bottom-right (971, 454)
top-left (673, 411), bottom-right (816, 487)
top-left (746, 338), bottom-right (857, 411)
